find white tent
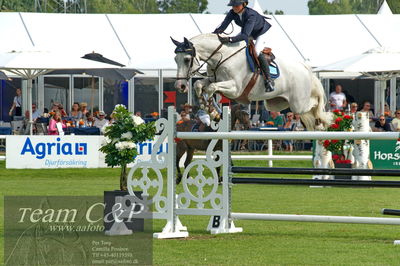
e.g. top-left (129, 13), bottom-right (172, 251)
top-left (316, 47), bottom-right (400, 115)
top-left (378, 0), bottom-right (393, 15)
top-left (0, 50), bottom-right (135, 134)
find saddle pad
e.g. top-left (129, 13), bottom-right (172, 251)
top-left (246, 46), bottom-right (280, 79)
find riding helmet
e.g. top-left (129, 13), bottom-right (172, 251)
top-left (227, 0), bottom-right (248, 6)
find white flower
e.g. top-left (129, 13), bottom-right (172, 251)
top-left (132, 115), bottom-right (145, 126)
top-left (115, 141), bottom-right (136, 151)
top-left (114, 104), bottom-right (126, 110)
top-left (101, 136), bottom-right (112, 146)
top-left (121, 131), bottom-right (133, 140)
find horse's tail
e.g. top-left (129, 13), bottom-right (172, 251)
top-left (300, 72), bottom-right (332, 130)
top-left (311, 75), bottom-right (332, 128)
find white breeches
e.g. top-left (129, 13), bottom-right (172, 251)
top-left (255, 32), bottom-right (268, 55)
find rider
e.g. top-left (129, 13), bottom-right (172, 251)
top-left (213, 0), bottom-right (273, 92)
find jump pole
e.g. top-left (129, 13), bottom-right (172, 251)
top-left (231, 213), bottom-right (400, 225)
top-left (231, 167), bottom-right (400, 177)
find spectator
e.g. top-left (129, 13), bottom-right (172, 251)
top-left (329, 85), bottom-right (346, 111)
top-left (85, 112), bottom-right (95, 127)
top-left (69, 102), bottom-right (82, 120)
top-left (293, 113), bottom-right (305, 131)
top-left (360, 101), bottom-right (375, 120)
top-left (384, 103), bottom-right (392, 118)
top-left (183, 103), bottom-right (193, 118)
top-left (374, 115), bottom-right (392, 132)
top-left (93, 111), bottom-right (109, 129)
top-left (349, 102), bottom-right (358, 115)
top-left (266, 111), bottom-right (284, 127)
top-left (57, 103), bottom-right (68, 117)
top-left (80, 102), bottom-right (89, 117)
top-left (50, 102), bottom-right (60, 113)
top-left (283, 112), bottom-right (295, 151)
top-left (48, 111), bottom-right (66, 135)
top-left (29, 103), bottom-right (42, 121)
top-left (391, 110), bottom-right (400, 132)
top-left (9, 87), bottom-right (22, 117)
top-left (135, 111), bottom-right (142, 117)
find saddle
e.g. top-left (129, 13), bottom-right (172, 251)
top-left (234, 41), bottom-right (280, 104)
top-left (247, 41), bottom-right (280, 79)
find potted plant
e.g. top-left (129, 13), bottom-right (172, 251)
top-left (323, 109), bottom-right (353, 179)
top-left (100, 104), bottom-right (156, 191)
top-left (100, 105), bottom-right (156, 234)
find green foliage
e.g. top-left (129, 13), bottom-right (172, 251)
top-left (158, 0), bottom-right (208, 13)
top-left (0, 0), bottom-right (33, 12)
top-left (308, 0), bottom-right (399, 14)
top-left (99, 104), bottom-right (156, 168)
top-left (87, 0), bottom-right (159, 14)
top-left (264, 9), bottom-right (285, 15)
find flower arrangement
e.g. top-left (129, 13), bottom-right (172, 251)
top-left (323, 109), bottom-right (353, 164)
top-left (100, 104), bottom-right (156, 191)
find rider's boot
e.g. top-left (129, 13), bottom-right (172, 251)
top-left (258, 54), bottom-right (274, 92)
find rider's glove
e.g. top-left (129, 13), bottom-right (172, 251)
top-left (218, 35), bottom-right (231, 44)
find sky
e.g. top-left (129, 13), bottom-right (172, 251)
top-left (207, 0), bottom-right (310, 15)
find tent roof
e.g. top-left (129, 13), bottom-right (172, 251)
top-left (0, 12), bottom-right (399, 70)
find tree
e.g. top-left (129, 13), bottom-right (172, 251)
top-left (0, 0), bottom-right (33, 12)
top-left (264, 9), bottom-right (285, 15)
top-left (158, 0), bottom-right (208, 13)
top-left (308, 0), bottom-right (399, 14)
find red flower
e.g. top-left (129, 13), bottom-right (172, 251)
top-left (343, 115), bottom-right (352, 120)
top-left (331, 140), bottom-right (338, 144)
top-left (336, 159), bottom-right (352, 164)
top-left (332, 155), bottom-right (340, 160)
top-left (330, 124), bottom-right (339, 129)
top-left (323, 140), bottom-right (330, 148)
top-left (333, 109), bottom-right (340, 114)
top-left (335, 117), bottom-right (343, 123)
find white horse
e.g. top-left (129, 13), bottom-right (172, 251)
top-left (351, 111), bottom-right (373, 181)
top-left (171, 33), bottom-right (331, 130)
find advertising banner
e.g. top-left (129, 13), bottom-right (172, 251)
top-left (6, 136), bottom-right (101, 169)
top-left (370, 139), bottom-right (400, 169)
top-left (6, 135), bottom-right (168, 169)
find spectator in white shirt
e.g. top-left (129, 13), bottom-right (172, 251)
top-left (93, 111), bottom-right (109, 129)
top-left (329, 85), bottom-right (346, 111)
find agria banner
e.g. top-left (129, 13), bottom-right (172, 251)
top-left (6, 136), bottom-right (101, 169)
top-left (6, 136), bottom-right (168, 169)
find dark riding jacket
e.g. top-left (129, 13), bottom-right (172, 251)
top-left (213, 7), bottom-right (271, 43)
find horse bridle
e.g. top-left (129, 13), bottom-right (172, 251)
top-left (175, 40), bottom-right (247, 81)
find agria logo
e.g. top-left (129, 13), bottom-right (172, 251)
top-left (21, 137), bottom-right (87, 159)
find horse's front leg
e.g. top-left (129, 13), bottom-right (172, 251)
top-left (194, 78), bottom-right (212, 109)
top-left (205, 80), bottom-right (238, 99)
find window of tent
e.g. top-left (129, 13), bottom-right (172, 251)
top-left (74, 76), bottom-right (100, 114)
top-left (44, 76), bottom-right (69, 113)
top-left (133, 77), bottom-right (159, 119)
top-left (0, 78), bottom-right (22, 122)
top-left (103, 79), bottom-right (128, 117)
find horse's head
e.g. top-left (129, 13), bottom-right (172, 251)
top-left (171, 37), bottom-right (198, 93)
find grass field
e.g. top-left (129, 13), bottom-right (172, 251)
top-left (1, 154), bottom-right (400, 265)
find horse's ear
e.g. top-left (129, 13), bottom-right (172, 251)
top-left (170, 37), bottom-right (182, 47)
top-left (183, 37), bottom-right (191, 47)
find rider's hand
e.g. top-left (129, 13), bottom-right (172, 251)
top-left (218, 35), bottom-right (231, 44)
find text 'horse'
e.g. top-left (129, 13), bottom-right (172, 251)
top-left (172, 33), bottom-right (331, 130)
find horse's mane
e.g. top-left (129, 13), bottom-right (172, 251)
top-left (190, 33), bottom-right (218, 42)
